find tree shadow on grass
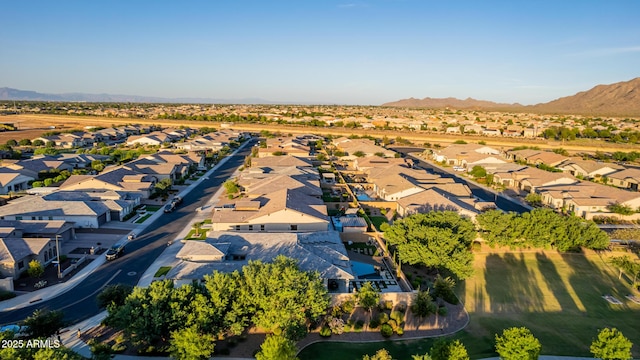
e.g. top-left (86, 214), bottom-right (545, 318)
top-left (484, 253), bottom-right (545, 313)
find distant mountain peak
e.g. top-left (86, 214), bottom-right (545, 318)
top-left (382, 78), bottom-right (640, 116)
top-left (0, 87), bottom-right (282, 104)
top-left (382, 96), bottom-right (519, 110)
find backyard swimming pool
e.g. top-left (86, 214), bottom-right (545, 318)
top-left (356, 193), bottom-right (374, 201)
top-left (351, 261), bottom-right (378, 278)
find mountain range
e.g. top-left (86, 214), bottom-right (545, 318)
top-left (0, 87), bottom-right (279, 105)
top-left (383, 77), bottom-right (640, 116)
top-left (2, 77), bottom-right (640, 116)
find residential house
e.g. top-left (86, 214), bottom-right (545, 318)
top-left (126, 131), bottom-right (173, 146)
top-left (431, 143), bottom-right (501, 167)
top-left (170, 231), bottom-right (354, 289)
top-left (332, 137), bottom-right (395, 158)
top-left (353, 157), bottom-right (406, 172)
top-left (0, 171), bottom-right (34, 194)
top-left (526, 152), bottom-right (570, 167)
top-left (607, 168), bottom-right (640, 191)
top-left (395, 188), bottom-right (478, 218)
top-left (557, 159), bottom-right (623, 180)
top-left (211, 187), bottom-right (329, 232)
top-left (60, 167), bottom-right (156, 198)
top-left (493, 167), bottom-right (577, 192)
top-left (0, 195), bottom-right (112, 228)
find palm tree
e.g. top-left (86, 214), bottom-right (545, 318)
top-left (193, 222), bottom-right (202, 237)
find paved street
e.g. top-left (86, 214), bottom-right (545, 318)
top-left (0, 139), bottom-right (255, 326)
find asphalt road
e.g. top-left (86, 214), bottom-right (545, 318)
top-left (392, 146), bottom-right (530, 214)
top-left (0, 141), bottom-right (254, 326)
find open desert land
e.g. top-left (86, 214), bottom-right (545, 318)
top-left (299, 248), bottom-right (640, 359)
top-left (1, 113), bottom-right (638, 155)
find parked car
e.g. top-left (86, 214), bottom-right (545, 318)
top-left (453, 166), bottom-right (466, 172)
top-left (172, 196), bottom-right (183, 205)
top-left (164, 203), bottom-right (176, 213)
top-left (105, 242), bottom-right (126, 261)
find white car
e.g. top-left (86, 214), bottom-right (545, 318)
top-left (453, 166), bottom-right (466, 172)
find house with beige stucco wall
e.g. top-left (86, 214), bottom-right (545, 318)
top-left (211, 187), bottom-right (329, 232)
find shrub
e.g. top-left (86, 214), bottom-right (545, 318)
top-left (378, 312), bottom-right (389, 324)
top-left (387, 319), bottom-right (397, 330)
top-left (390, 310), bottom-right (404, 323)
top-left (328, 317), bottom-right (345, 335)
top-left (89, 339), bottom-right (112, 360)
top-left (383, 300), bottom-right (394, 310)
top-left (319, 326), bottom-right (332, 337)
top-left (369, 318), bottom-right (380, 329)
top-left (437, 306), bottom-right (448, 316)
top-left (111, 342), bottom-right (126, 353)
top-left (396, 327), bottom-right (404, 336)
top-left (344, 320), bottom-right (353, 332)
top-left (341, 298), bottom-right (356, 313)
top-left (434, 275), bottom-right (459, 305)
top-left (380, 324), bottom-right (393, 338)
top-left (354, 320), bottom-right (364, 332)
top-left (0, 290), bottom-right (16, 300)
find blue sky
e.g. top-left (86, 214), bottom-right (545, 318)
top-left (1, 0), bottom-right (639, 105)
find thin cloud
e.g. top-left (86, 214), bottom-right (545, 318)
top-left (337, 2), bottom-right (369, 8)
top-left (567, 45), bottom-right (640, 57)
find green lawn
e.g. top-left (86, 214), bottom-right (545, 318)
top-left (369, 216), bottom-right (388, 231)
top-left (185, 229), bottom-right (207, 240)
top-left (299, 250), bottom-right (640, 359)
top-left (145, 205), bottom-right (162, 212)
top-left (134, 213), bottom-right (153, 223)
top-left (153, 266), bottom-right (172, 278)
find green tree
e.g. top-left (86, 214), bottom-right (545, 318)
top-left (495, 327), bottom-right (541, 360)
top-left (469, 166), bottom-right (487, 178)
top-left (353, 151), bottom-right (366, 157)
top-left (255, 334), bottom-right (298, 360)
top-left (223, 180), bottom-right (239, 195)
top-left (97, 284), bottom-right (133, 310)
top-left (104, 279), bottom-right (178, 351)
top-left (22, 309), bottom-right (65, 339)
top-left (5, 139), bottom-right (17, 146)
top-left (18, 139), bottom-right (32, 146)
top-left (524, 193), bottom-right (542, 206)
top-left (411, 290), bottom-right (437, 317)
top-left (33, 347), bottom-right (84, 360)
top-left (91, 160), bottom-right (105, 172)
top-left (355, 281), bottom-right (380, 312)
top-left (412, 354), bottom-right (433, 360)
top-left (607, 203), bottom-right (636, 215)
top-left (430, 339), bottom-right (470, 360)
top-left (169, 326), bottom-right (215, 360)
top-left (363, 348), bottom-right (395, 360)
top-left (381, 212), bottom-right (475, 279)
top-left (153, 178), bottom-right (172, 197)
top-left (193, 222), bottom-right (203, 237)
top-left (240, 256), bottom-right (329, 338)
top-left (433, 275), bottom-right (458, 305)
top-left (590, 327), bottom-right (633, 360)
top-left (27, 259), bottom-right (44, 278)
top-left (32, 139), bottom-right (45, 147)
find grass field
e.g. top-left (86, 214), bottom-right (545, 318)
top-left (298, 250), bottom-right (640, 359)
